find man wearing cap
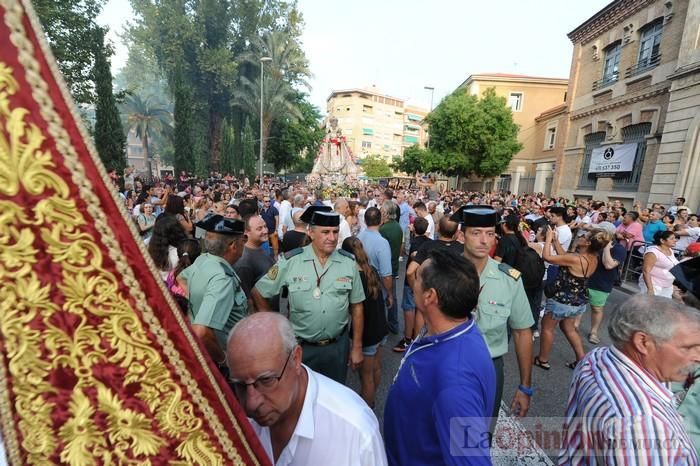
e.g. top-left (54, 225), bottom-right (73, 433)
top-left (451, 205), bottom-right (534, 428)
top-left (180, 213), bottom-right (249, 372)
top-left (252, 205), bottom-right (366, 384)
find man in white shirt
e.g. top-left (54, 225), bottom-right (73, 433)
top-left (573, 206), bottom-right (591, 237)
top-left (277, 189), bottom-right (293, 240)
top-left (676, 214), bottom-right (700, 251)
top-left (227, 313), bottom-right (387, 466)
top-left (413, 201), bottom-right (434, 239)
top-left (334, 198), bottom-right (353, 249)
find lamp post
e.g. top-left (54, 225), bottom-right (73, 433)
top-left (259, 56), bottom-right (272, 184)
top-left (424, 86), bottom-right (435, 150)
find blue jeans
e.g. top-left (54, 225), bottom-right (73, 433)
top-left (384, 277), bottom-right (399, 334)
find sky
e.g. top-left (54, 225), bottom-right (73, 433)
top-left (98, 0), bottom-right (612, 112)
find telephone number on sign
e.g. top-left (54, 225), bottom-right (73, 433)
top-left (593, 164), bottom-right (621, 171)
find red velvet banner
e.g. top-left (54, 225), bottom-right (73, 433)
top-left (0, 1), bottom-right (269, 464)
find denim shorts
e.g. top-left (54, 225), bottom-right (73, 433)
top-left (544, 298), bottom-right (587, 321)
top-left (362, 336), bottom-right (387, 357)
top-left (401, 283), bottom-right (416, 311)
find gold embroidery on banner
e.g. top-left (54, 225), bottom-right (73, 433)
top-left (5, 1), bottom-right (258, 462)
top-left (0, 57), bottom-right (230, 466)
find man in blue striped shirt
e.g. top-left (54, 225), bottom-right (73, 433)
top-left (559, 295), bottom-right (700, 465)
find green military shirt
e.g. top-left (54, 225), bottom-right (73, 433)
top-left (180, 253), bottom-right (248, 348)
top-left (675, 369), bottom-right (700, 456)
top-left (255, 245), bottom-right (365, 342)
top-left (475, 257), bottom-right (534, 358)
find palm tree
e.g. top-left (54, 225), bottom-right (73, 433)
top-left (234, 30), bottom-right (311, 175)
top-left (122, 94), bottom-right (172, 181)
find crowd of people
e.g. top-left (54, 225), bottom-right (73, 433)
top-left (107, 167), bottom-right (700, 465)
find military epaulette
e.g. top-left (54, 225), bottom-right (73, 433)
top-left (337, 249), bottom-right (356, 261)
top-left (498, 262), bottom-right (521, 281)
top-left (284, 248), bottom-right (304, 260)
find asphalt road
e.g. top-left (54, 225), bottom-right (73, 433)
top-left (345, 260), bottom-right (630, 461)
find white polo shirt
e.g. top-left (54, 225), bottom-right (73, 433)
top-left (250, 366), bottom-right (387, 466)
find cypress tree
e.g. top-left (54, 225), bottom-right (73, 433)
top-left (173, 74), bottom-right (194, 175)
top-left (93, 28), bottom-right (126, 172)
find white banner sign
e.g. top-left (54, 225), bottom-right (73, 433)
top-left (588, 143), bottom-right (637, 174)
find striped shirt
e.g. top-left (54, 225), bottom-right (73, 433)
top-left (559, 346), bottom-right (698, 466)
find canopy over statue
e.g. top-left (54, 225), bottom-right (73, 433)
top-left (309, 116), bottom-right (361, 187)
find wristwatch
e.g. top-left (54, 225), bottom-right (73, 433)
top-left (518, 384), bottom-right (534, 396)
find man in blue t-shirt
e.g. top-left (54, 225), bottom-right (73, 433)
top-left (643, 211), bottom-right (667, 243)
top-left (583, 222), bottom-right (627, 344)
top-left (384, 248), bottom-right (495, 466)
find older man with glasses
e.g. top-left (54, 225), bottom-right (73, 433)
top-left (226, 312), bottom-right (386, 466)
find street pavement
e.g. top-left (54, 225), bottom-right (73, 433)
top-left (346, 260), bottom-right (631, 463)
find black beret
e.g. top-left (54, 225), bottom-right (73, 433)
top-left (451, 205), bottom-right (499, 228)
top-left (309, 211), bottom-right (340, 227)
top-left (299, 205), bottom-right (333, 224)
top-left (195, 213), bottom-right (245, 235)
top-left (670, 256), bottom-right (700, 299)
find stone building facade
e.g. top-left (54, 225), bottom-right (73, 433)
top-left (555, 0), bottom-right (697, 208)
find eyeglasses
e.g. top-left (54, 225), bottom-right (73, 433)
top-left (230, 350), bottom-right (293, 397)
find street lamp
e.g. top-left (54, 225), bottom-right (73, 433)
top-left (424, 86), bottom-right (435, 150)
top-left (259, 56), bottom-right (272, 184)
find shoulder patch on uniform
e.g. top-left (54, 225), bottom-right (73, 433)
top-left (498, 262), bottom-right (521, 281)
top-left (337, 249), bottom-right (356, 260)
top-left (266, 264), bottom-right (279, 280)
top-left (284, 248), bottom-right (303, 260)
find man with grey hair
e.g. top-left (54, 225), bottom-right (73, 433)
top-left (560, 295), bottom-right (700, 465)
top-left (227, 312), bottom-right (387, 465)
top-left (180, 213), bottom-right (248, 372)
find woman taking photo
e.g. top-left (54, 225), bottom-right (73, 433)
top-left (341, 237), bottom-right (388, 408)
top-left (639, 230), bottom-right (679, 298)
top-left (534, 228), bottom-right (608, 370)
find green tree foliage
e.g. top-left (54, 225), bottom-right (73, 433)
top-left (220, 118), bottom-right (236, 176)
top-left (172, 75), bottom-right (194, 175)
top-left (121, 94), bottom-right (172, 180)
top-left (241, 118), bottom-right (256, 178)
top-left (362, 155), bottom-right (393, 179)
top-left (427, 88), bottom-right (522, 178)
top-left (92, 28), bottom-right (126, 172)
top-left (33, 0), bottom-right (107, 105)
top-left (234, 29), bottom-right (310, 169)
top-left (393, 145), bottom-right (440, 174)
top-left (266, 93), bottom-right (325, 171)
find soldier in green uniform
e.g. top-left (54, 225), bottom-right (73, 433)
top-left (252, 206), bottom-right (366, 384)
top-left (451, 206), bottom-right (534, 428)
top-left (180, 213), bottom-right (248, 373)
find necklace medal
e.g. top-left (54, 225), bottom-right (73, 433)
top-left (312, 260), bottom-right (331, 301)
top-left (313, 287), bottom-right (321, 299)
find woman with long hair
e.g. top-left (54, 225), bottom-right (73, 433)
top-left (640, 230), bottom-right (679, 298)
top-left (342, 236), bottom-right (388, 408)
top-left (534, 228), bottom-right (608, 370)
top-left (147, 214), bottom-right (187, 281)
top-left (164, 195), bottom-right (193, 235)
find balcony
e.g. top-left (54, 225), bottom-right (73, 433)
top-left (625, 54), bottom-right (661, 78)
top-left (592, 72), bottom-right (619, 92)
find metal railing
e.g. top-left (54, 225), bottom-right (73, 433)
top-left (592, 72), bottom-right (619, 91)
top-left (625, 54), bottom-right (661, 78)
top-left (619, 239), bottom-right (687, 286)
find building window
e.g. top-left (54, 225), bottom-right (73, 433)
top-left (603, 42), bottom-right (622, 85)
top-left (361, 141), bottom-right (371, 149)
top-left (578, 132), bottom-right (606, 188)
top-left (508, 92), bottom-right (523, 112)
top-left (545, 126), bottom-right (557, 150)
top-left (613, 123), bottom-right (652, 190)
top-left (637, 19), bottom-right (663, 70)
top-left (363, 105), bottom-right (373, 113)
top-left (362, 128), bottom-right (374, 136)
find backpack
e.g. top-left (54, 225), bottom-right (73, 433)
top-left (514, 245), bottom-right (546, 291)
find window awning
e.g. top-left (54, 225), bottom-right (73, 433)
top-left (404, 135), bottom-right (419, 143)
top-left (407, 114), bottom-right (422, 121)
top-left (362, 128), bottom-right (374, 135)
